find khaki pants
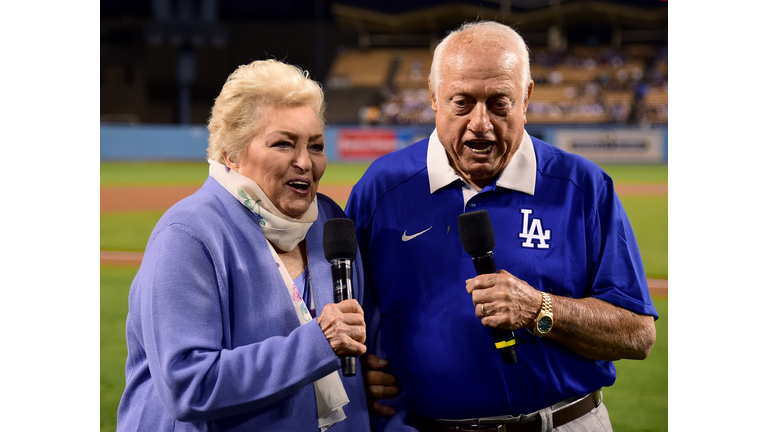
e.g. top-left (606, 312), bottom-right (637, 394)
top-left (552, 403), bottom-right (612, 432)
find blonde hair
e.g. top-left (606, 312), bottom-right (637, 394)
top-left (206, 59), bottom-right (326, 164)
top-left (429, 21), bottom-right (531, 101)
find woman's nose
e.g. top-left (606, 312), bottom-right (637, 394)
top-left (292, 147), bottom-right (311, 172)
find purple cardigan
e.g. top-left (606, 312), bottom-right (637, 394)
top-left (117, 177), bottom-right (369, 431)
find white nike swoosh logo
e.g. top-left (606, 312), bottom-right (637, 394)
top-left (402, 226), bottom-right (432, 241)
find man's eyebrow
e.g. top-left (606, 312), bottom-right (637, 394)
top-left (446, 84), bottom-right (514, 97)
top-left (488, 87), bottom-right (514, 96)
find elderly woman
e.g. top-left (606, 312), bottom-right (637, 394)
top-left (116, 59), bottom-right (369, 431)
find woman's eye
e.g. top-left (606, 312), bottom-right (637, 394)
top-left (273, 141), bottom-right (292, 148)
top-left (310, 143), bottom-right (325, 153)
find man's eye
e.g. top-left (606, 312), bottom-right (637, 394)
top-left (452, 99), bottom-right (472, 112)
top-left (491, 98), bottom-right (509, 110)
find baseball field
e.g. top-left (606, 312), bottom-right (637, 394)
top-left (100, 161), bottom-right (668, 432)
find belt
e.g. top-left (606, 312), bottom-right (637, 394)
top-left (417, 390), bottom-right (602, 432)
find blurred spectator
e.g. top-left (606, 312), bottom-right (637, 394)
top-left (362, 43), bottom-right (666, 126)
top-left (548, 70), bottom-right (564, 84)
top-left (359, 105), bottom-right (382, 125)
top-left (409, 58), bottom-right (425, 82)
top-left (377, 87), bottom-right (433, 125)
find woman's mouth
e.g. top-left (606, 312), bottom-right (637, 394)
top-left (465, 140), bottom-right (494, 155)
top-left (287, 179), bottom-right (311, 195)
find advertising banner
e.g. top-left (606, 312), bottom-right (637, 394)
top-left (553, 128), bottom-right (665, 163)
top-left (100, 125), bottom-right (665, 164)
top-left (334, 126), bottom-right (432, 161)
top-left (337, 129), bottom-right (398, 160)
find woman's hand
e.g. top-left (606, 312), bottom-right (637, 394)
top-left (317, 299), bottom-right (367, 356)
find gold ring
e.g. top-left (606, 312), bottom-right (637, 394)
top-left (481, 303), bottom-right (486, 317)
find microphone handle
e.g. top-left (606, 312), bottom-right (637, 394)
top-left (330, 259), bottom-right (357, 376)
top-left (471, 251), bottom-right (496, 275)
top-left (471, 252), bottom-right (517, 365)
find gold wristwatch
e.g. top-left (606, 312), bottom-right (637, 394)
top-left (533, 292), bottom-right (554, 337)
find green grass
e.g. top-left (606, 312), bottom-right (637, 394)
top-left (100, 162), bottom-right (209, 186)
top-left (621, 195), bottom-right (668, 279)
top-left (99, 199), bottom-right (668, 278)
top-left (100, 161), bottom-right (371, 186)
top-left (604, 164), bottom-right (668, 278)
top-left (600, 164), bottom-right (668, 183)
top-left (100, 162), bottom-right (668, 186)
top-left (101, 266), bottom-right (136, 432)
top-left (101, 211), bottom-right (166, 251)
top-left (100, 162), bottom-right (668, 431)
top-left (100, 265), bottom-right (667, 432)
top-left (99, 163), bottom-right (668, 279)
top-left (603, 297), bottom-right (668, 431)
top-left (316, 162), bottom-right (371, 184)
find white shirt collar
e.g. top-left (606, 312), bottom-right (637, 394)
top-left (427, 128), bottom-right (537, 196)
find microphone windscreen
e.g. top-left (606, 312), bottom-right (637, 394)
top-left (458, 210), bottom-right (496, 255)
top-left (323, 218), bottom-right (358, 262)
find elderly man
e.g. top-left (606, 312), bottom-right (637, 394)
top-left (345, 21), bottom-right (658, 432)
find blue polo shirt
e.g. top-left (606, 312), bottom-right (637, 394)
top-left (346, 130), bottom-right (658, 421)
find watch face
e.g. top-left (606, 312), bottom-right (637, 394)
top-left (537, 316), bottom-right (553, 333)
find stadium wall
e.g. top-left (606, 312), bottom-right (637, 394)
top-left (100, 124), bottom-right (668, 164)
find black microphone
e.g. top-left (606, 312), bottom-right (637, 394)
top-left (457, 210), bottom-right (517, 365)
top-left (323, 218), bottom-right (359, 377)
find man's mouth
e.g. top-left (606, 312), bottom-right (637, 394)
top-left (465, 140), bottom-right (495, 155)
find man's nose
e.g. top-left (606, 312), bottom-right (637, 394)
top-left (468, 104), bottom-right (492, 135)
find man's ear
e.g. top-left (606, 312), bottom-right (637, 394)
top-left (524, 80), bottom-right (534, 109)
top-left (523, 80), bottom-right (534, 122)
top-left (429, 83), bottom-right (438, 113)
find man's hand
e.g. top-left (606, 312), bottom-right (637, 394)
top-left (317, 299), bottom-right (367, 356)
top-left (466, 269), bottom-right (540, 331)
top-left (362, 353), bottom-right (399, 417)
top-left (466, 269), bottom-right (656, 361)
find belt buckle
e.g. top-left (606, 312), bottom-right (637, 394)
top-left (495, 426), bottom-right (507, 432)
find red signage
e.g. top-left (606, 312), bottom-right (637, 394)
top-left (337, 129), bottom-right (397, 160)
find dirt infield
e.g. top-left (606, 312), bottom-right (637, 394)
top-left (101, 185), bottom-right (356, 212)
top-left (100, 183), bottom-right (667, 212)
top-left (100, 183), bottom-right (668, 297)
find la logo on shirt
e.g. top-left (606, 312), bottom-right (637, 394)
top-left (519, 209), bottom-right (551, 249)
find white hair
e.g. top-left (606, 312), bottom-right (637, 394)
top-left (429, 21), bottom-right (532, 101)
top-left (206, 59), bottom-right (325, 164)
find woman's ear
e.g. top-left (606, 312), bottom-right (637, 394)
top-left (223, 153), bottom-right (239, 172)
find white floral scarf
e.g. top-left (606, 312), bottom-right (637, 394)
top-left (209, 159), bottom-right (317, 252)
top-left (209, 159), bottom-right (349, 429)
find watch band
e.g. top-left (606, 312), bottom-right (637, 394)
top-left (540, 292), bottom-right (552, 315)
top-left (533, 292), bottom-right (554, 337)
